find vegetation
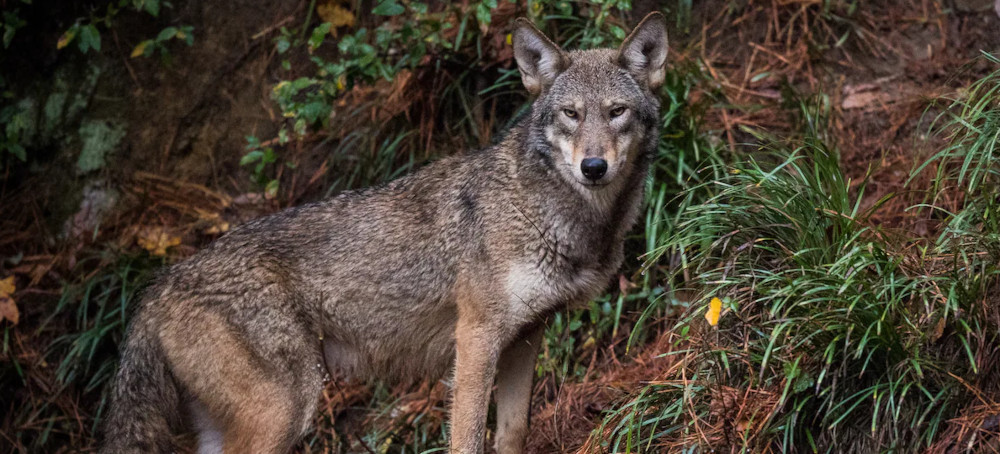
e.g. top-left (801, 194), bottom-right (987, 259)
top-left (1, 0), bottom-right (998, 452)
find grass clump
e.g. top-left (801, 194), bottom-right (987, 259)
top-left (590, 67), bottom-right (1000, 451)
top-left (2, 253), bottom-right (161, 452)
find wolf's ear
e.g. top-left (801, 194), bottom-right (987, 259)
top-left (512, 18), bottom-right (569, 95)
top-left (618, 12), bottom-right (669, 90)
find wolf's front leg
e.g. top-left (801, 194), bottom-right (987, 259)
top-left (450, 318), bottom-right (501, 454)
top-left (494, 327), bottom-right (543, 454)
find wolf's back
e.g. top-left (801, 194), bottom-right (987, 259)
top-left (99, 306), bottom-right (180, 454)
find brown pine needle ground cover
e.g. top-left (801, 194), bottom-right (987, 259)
top-left (1, 1), bottom-right (999, 452)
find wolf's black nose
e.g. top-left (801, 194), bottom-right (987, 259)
top-left (581, 158), bottom-right (608, 181)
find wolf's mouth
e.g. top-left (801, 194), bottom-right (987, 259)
top-left (579, 180), bottom-right (610, 189)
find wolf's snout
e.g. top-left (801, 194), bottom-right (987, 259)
top-left (581, 158), bottom-right (608, 181)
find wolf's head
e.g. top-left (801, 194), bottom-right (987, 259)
top-left (513, 13), bottom-right (667, 195)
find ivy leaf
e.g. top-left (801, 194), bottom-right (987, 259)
top-left (372, 0), bottom-right (404, 16)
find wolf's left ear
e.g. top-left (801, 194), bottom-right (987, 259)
top-left (512, 18), bottom-right (569, 95)
top-left (618, 12), bottom-right (669, 90)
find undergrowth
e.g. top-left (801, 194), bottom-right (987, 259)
top-left (592, 56), bottom-right (1000, 453)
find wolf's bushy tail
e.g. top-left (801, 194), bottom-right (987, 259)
top-left (100, 315), bottom-right (180, 454)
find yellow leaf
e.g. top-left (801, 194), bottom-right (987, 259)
top-left (137, 226), bottom-right (182, 256)
top-left (0, 276), bottom-right (14, 295)
top-left (705, 297), bottom-right (723, 326)
top-left (317, 1), bottom-right (355, 30)
top-left (131, 41), bottom-right (149, 58)
top-left (505, 33), bottom-right (512, 46)
top-left (204, 221), bottom-right (230, 235)
top-left (0, 276), bottom-right (18, 325)
top-left (57, 28), bottom-right (76, 50)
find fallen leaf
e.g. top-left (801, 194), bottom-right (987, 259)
top-left (930, 315), bottom-right (947, 342)
top-left (203, 221), bottom-right (230, 235)
top-left (618, 274), bottom-right (632, 294)
top-left (137, 226), bottom-right (182, 256)
top-left (705, 297), bottom-right (723, 326)
top-left (318, 1), bottom-right (355, 30)
top-left (842, 90), bottom-right (892, 110)
top-left (0, 276), bottom-right (18, 325)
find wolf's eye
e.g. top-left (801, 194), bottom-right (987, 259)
top-left (610, 106), bottom-right (627, 118)
top-left (563, 109), bottom-right (578, 119)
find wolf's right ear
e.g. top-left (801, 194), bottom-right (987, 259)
top-left (512, 18), bottom-right (569, 95)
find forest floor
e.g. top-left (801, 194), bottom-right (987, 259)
top-left (2, 0), bottom-right (999, 452)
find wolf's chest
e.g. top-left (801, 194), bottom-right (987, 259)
top-left (503, 231), bottom-right (619, 323)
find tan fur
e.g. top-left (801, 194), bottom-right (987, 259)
top-left (100, 13), bottom-right (669, 454)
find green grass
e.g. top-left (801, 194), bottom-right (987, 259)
top-left (1, 252), bottom-right (161, 452)
top-left (590, 59), bottom-right (1000, 452)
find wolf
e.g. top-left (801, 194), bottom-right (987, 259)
top-left (100, 12), bottom-right (668, 454)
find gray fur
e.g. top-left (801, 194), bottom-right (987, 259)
top-left (101, 12), bottom-right (668, 454)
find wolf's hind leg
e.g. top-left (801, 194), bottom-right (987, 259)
top-left (162, 309), bottom-right (324, 454)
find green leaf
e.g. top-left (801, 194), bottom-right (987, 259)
top-left (372, 0), bottom-right (404, 16)
top-left (265, 179), bottom-right (279, 198)
top-left (2, 11), bottom-right (26, 49)
top-left (475, 2), bottom-right (492, 25)
top-left (7, 143), bottom-right (26, 161)
top-left (410, 2), bottom-right (428, 14)
top-left (177, 26), bottom-right (194, 45)
top-left (138, 0), bottom-right (160, 17)
top-left (308, 23), bottom-right (331, 51)
top-left (609, 25), bottom-right (626, 40)
top-left (156, 26), bottom-right (177, 42)
top-left (275, 36), bottom-right (290, 54)
top-left (78, 24), bottom-right (101, 53)
top-left (239, 150), bottom-right (264, 165)
top-left (3, 25), bottom-right (15, 49)
top-left (261, 148), bottom-right (277, 164)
